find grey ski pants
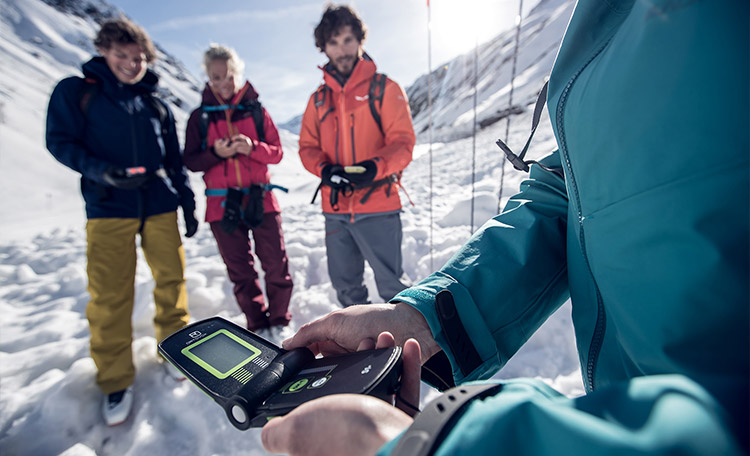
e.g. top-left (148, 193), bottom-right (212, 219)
top-left (324, 212), bottom-right (410, 306)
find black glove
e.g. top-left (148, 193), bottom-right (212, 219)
top-left (102, 166), bottom-right (151, 190)
top-left (343, 160), bottom-right (377, 186)
top-left (183, 209), bottom-right (199, 238)
top-left (321, 164), bottom-right (351, 189)
top-left (220, 187), bottom-right (243, 234)
top-left (242, 185), bottom-right (265, 229)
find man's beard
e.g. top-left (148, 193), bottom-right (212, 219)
top-left (333, 55), bottom-right (356, 76)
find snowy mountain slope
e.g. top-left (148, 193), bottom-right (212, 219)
top-left (0, 0), bottom-right (581, 454)
top-left (277, 113), bottom-right (302, 136)
top-left (407, 0), bottom-right (575, 142)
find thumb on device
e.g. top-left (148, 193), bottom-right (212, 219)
top-left (374, 332), bottom-right (421, 416)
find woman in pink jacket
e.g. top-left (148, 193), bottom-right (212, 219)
top-left (183, 44), bottom-right (292, 335)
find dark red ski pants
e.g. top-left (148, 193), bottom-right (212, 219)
top-left (210, 212), bottom-right (293, 330)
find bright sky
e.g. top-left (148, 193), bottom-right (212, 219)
top-left (107, 0), bottom-right (539, 123)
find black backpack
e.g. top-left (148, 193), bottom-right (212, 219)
top-left (313, 72), bottom-right (387, 135)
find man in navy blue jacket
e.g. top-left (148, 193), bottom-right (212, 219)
top-left (46, 18), bottom-right (197, 426)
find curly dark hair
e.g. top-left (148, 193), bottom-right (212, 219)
top-left (94, 18), bottom-right (157, 63)
top-left (314, 4), bottom-right (367, 51)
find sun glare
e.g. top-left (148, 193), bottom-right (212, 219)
top-left (430, 0), bottom-right (519, 58)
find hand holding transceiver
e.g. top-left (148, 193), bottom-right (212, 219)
top-left (158, 317), bottom-right (403, 430)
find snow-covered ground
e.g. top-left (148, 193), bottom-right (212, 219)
top-left (0, 0), bottom-right (581, 454)
top-left (0, 120), bottom-right (583, 456)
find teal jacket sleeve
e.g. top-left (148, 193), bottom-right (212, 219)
top-left (393, 152), bottom-right (570, 384)
top-left (378, 376), bottom-right (744, 455)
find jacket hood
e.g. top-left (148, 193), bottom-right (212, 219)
top-left (321, 53), bottom-right (377, 90)
top-left (82, 56), bottom-right (159, 95)
top-left (201, 80), bottom-right (260, 106)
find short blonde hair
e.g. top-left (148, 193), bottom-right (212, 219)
top-left (202, 44), bottom-right (244, 85)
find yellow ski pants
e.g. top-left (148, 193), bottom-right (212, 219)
top-left (86, 211), bottom-right (190, 394)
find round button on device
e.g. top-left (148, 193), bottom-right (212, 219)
top-left (231, 404), bottom-right (248, 424)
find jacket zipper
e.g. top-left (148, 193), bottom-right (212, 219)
top-left (232, 158), bottom-right (243, 187)
top-left (335, 87), bottom-right (356, 220)
top-left (130, 88), bottom-right (144, 224)
top-left (125, 86), bottom-right (139, 165)
top-left (555, 39), bottom-right (612, 393)
top-left (350, 113), bottom-right (356, 163)
top-left (223, 105), bottom-right (244, 188)
top-left (348, 114), bottom-right (357, 221)
top-left (334, 119), bottom-right (340, 164)
top-left (338, 87), bottom-right (347, 163)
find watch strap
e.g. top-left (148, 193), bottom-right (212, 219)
top-left (391, 382), bottom-right (502, 456)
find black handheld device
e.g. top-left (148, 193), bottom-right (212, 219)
top-left (158, 316), bottom-right (402, 430)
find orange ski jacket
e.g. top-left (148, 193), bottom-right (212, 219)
top-left (299, 56), bottom-right (415, 215)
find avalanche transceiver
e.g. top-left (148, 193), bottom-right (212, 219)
top-left (158, 317), bottom-right (402, 429)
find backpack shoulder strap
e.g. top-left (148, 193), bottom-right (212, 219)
top-left (142, 94), bottom-right (170, 136)
top-left (78, 77), bottom-right (101, 117)
top-left (231, 100), bottom-right (267, 143)
top-left (246, 100), bottom-right (266, 143)
top-left (369, 73), bottom-right (387, 135)
top-left (313, 85), bottom-right (334, 123)
top-left (199, 105), bottom-right (211, 150)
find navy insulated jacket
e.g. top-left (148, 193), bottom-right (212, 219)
top-left (46, 57), bottom-right (195, 219)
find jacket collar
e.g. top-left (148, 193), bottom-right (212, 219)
top-left (201, 80), bottom-right (260, 106)
top-left (82, 56), bottom-right (158, 95)
top-left (321, 53), bottom-right (377, 91)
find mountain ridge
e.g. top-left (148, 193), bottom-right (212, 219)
top-left (405, 0), bottom-right (574, 143)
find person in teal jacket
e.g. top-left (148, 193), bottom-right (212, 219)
top-left (261, 1), bottom-right (748, 455)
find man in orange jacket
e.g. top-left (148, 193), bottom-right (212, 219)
top-left (299, 5), bottom-right (416, 307)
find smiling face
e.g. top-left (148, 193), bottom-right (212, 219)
top-left (206, 59), bottom-right (237, 101)
top-left (99, 43), bottom-right (148, 85)
top-left (323, 25), bottom-right (362, 77)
